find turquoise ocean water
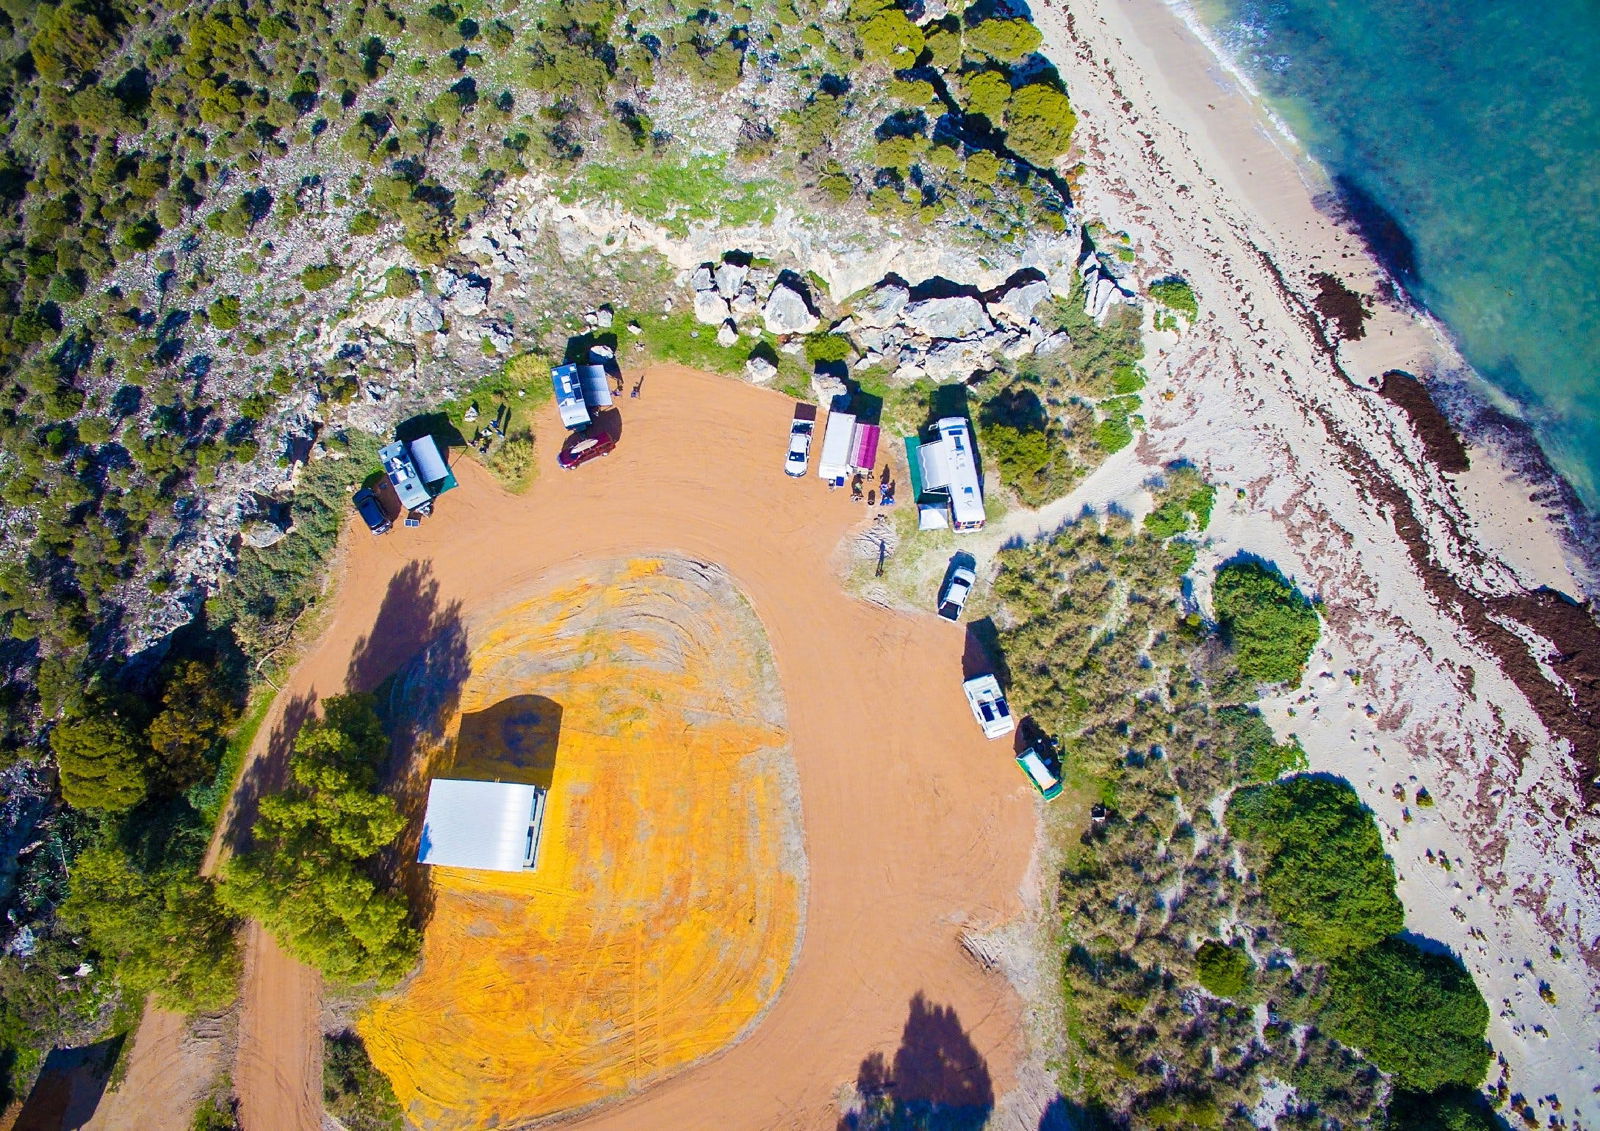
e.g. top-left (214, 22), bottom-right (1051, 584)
top-left (1187, 0), bottom-right (1600, 510)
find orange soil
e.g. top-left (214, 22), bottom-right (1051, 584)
top-left (360, 559), bottom-right (804, 1127)
top-left (137, 362), bottom-right (1035, 1130)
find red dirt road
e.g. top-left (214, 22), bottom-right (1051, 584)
top-left (219, 363), bottom-right (1038, 1129)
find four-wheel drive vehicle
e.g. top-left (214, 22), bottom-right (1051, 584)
top-left (785, 404), bottom-right (817, 477)
top-left (937, 566), bottom-right (977, 621)
top-left (1015, 746), bottom-right (1063, 800)
top-left (558, 427), bottom-right (615, 469)
top-left (352, 488), bottom-right (393, 535)
top-left (963, 674), bottom-right (1014, 739)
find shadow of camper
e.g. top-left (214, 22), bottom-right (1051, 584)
top-left (960, 616), bottom-right (1010, 686)
top-left (395, 411), bottom-right (466, 451)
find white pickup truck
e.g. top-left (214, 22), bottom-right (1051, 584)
top-left (785, 403), bottom-right (817, 477)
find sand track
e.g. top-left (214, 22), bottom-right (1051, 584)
top-left (196, 364), bottom-right (1034, 1130)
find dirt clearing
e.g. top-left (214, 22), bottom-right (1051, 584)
top-left (168, 362), bottom-right (1037, 1130)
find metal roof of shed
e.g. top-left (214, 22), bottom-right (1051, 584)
top-left (418, 778), bottom-right (548, 872)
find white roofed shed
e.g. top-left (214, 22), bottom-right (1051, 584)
top-left (418, 778), bottom-right (549, 872)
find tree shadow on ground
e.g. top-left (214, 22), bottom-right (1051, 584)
top-left (222, 690), bottom-right (316, 854)
top-left (1037, 1093), bottom-right (1116, 1130)
top-left (346, 561), bottom-right (467, 695)
top-left (10, 1035), bottom-right (124, 1130)
top-left (837, 993), bottom-right (993, 1131)
top-left (394, 411), bottom-right (465, 452)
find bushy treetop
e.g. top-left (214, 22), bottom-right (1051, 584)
top-left (1325, 938), bottom-right (1491, 1092)
top-left (1226, 774), bottom-right (1403, 959)
top-left (1212, 560), bottom-right (1320, 686)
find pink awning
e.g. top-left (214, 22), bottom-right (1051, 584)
top-left (850, 423), bottom-right (880, 474)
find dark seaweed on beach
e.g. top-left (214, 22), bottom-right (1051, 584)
top-left (1380, 372), bottom-right (1471, 474)
top-left (1312, 271), bottom-right (1372, 342)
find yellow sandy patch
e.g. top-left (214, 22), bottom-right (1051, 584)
top-left (360, 559), bottom-right (803, 1129)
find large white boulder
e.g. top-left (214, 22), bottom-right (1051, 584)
top-left (852, 282), bottom-right (910, 329)
top-left (989, 279), bottom-right (1053, 327)
top-left (694, 289), bottom-right (732, 325)
top-left (901, 295), bottom-right (991, 341)
top-left (714, 261), bottom-right (750, 299)
top-left (746, 354), bottom-right (778, 384)
top-left (762, 281), bottom-right (820, 335)
top-left (922, 336), bottom-right (1000, 379)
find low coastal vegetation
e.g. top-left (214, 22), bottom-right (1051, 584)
top-left (984, 474), bottom-right (1493, 1128)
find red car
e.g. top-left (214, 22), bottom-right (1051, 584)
top-left (558, 427), bottom-right (615, 469)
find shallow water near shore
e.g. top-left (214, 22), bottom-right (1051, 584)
top-left (1187, 0), bottom-right (1600, 510)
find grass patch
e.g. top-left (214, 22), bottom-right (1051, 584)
top-left (561, 155), bottom-right (781, 238)
top-left (192, 684), bottom-right (278, 829)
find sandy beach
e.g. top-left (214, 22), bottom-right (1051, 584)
top-left (1024, 0), bottom-right (1599, 1116)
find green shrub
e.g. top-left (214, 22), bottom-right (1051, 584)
top-left (349, 211), bottom-right (381, 236)
top-left (853, 0), bottom-right (925, 63)
top-left (323, 1030), bottom-right (403, 1131)
top-left (1226, 775), bottom-right (1403, 959)
top-left (964, 17), bottom-right (1042, 62)
top-left (962, 69), bottom-right (1012, 123)
top-left (1220, 708), bottom-right (1308, 782)
top-left (1004, 83), bottom-right (1076, 166)
top-left (208, 294), bottom-right (242, 330)
top-left (384, 268), bottom-right (418, 298)
top-left (1144, 481), bottom-right (1215, 538)
top-left (1149, 278), bottom-right (1198, 319)
top-left (804, 333), bottom-right (853, 365)
top-left (1093, 416), bottom-right (1132, 453)
top-left (1194, 940), bottom-right (1251, 998)
top-left (1212, 560), bottom-right (1319, 685)
top-left (983, 421), bottom-right (1060, 505)
top-left (1109, 363), bottom-right (1145, 394)
top-left (1325, 938), bottom-right (1490, 1092)
top-left (486, 434), bottom-right (537, 493)
top-left (300, 263), bottom-right (344, 292)
top-left (888, 78), bottom-right (936, 106)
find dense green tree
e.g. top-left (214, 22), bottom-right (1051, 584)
top-left (850, 0), bottom-right (924, 63)
top-left (964, 17), bottom-right (1041, 62)
top-left (219, 694), bottom-right (418, 986)
top-left (1212, 560), bottom-right (1320, 685)
top-left (1226, 775), bottom-right (1403, 959)
top-left (145, 660), bottom-right (240, 793)
top-left (1325, 938), bottom-right (1490, 1092)
top-left (59, 844), bottom-right (240, 1012)
top-left (30, 0), bottom-right (122, 85)
top-left (50, 707), bottom-right (150, 811)
top-left (961, 69), bottom-right (1012, 124)
top-left (1003, 83), bottom-right (1077, 166)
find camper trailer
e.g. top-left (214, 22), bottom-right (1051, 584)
top-left (380, 441), bottom-right (434, 514)
top-left (907, 417), bottom-right (986, 532)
